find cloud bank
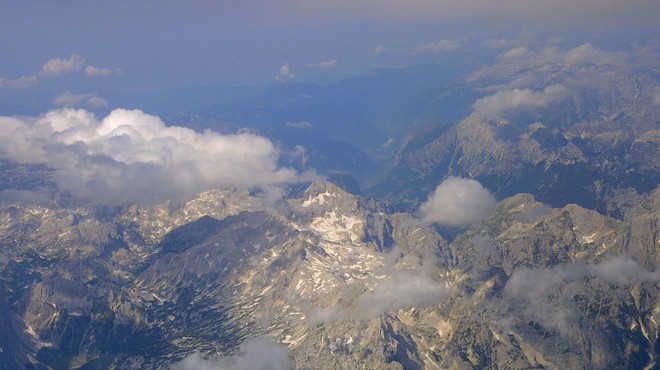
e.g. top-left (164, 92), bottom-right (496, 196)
top-left (174, 336), bottom-right (293, 370)
top-left (0, 108), bottom-right (304, 205)
top-left (473, 84), bottom-right (570, 119)
top-left (419, 177), bottom-right (496, 226)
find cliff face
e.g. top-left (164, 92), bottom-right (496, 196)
top-left (0, 181), bottom-right (657, 369)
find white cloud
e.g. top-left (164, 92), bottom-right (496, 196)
top-left (307, 59), bottom-right (338, 68)
top-left (0, 75), bottom-right (39, 89)
top-left (371, 45), bottom-right (386, 55)
top-left (500, 46), bottom-right (528, 59)
top-left (413, 39), bottom-right (461, 54)
top-left (40, 54), bottom-right (84, 77)
top-left (0, 108), bottom-right (305, 205)
top-left (85, 65), bottom-right (122, 76)
top-left (54, 92), bottom-right (107, 109)
top-left (419, 177), bottom-right (496, 226)
top-left (472, 84), bottom-right (570, 118)
top-left (174, 336), bottom-right (293, 370)
top-left (275, 63), bottom-right (295, 82)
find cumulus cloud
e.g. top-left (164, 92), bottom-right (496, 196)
top-left (307, 59), bottom-right (338, 68)
top-left (84, 65), bottom-right (122, 76)
top-left (371, 45), bottom-right (386, 55)
top-left (504, 256), bottom-right (660, 335)
top-left (0, 108), bottom-right (305, 205)
top-left (40, 54), bottom-right (84, 77)
top-left (419, 177), bottom-right (496, 226)
top-left (54, 92), bottom-right (108, 109)
top-left (413, 39), bottom-right (461, 54)
top-left (472, 84), bottom-right (570, 118)
top-left (275, 63), bottom-right (295, 82)
top-left (174, 336), bottom-right (293, 370)
top-left (0, 75), bottom-right (39, 89)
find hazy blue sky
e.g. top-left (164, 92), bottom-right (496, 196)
top-left (1, 0), bottom-right (658, 92)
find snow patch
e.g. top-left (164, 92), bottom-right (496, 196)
top-left (301, 191), bottom-right (332, 207)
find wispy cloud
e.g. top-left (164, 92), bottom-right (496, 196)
top-left (0, 75), bottom-right (39, 89)
top-left (653, 87), bottom-right (660, 106)
top-left (413, 39), bottom-right (461, 54)
top-left (85, 65), bottom-right (123, 76)
top-left (485, 38), bottom-right (516, 49)
top-left (285, 121), bottom-right (312, 129)
top-left (504, 256), bottom-right (660, 335)
top-left (419, 177), bottom-right (496, 226)
top-left (54, 92), bottom-right (108, 109)
top-left (309, 264), bottom-right (452, 323)
top-left (307, 59), bottom-right (338, 68)
top-left (371, 45), bottom-right (386, 56)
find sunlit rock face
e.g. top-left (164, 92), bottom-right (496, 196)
top-left (0, 179), bottom-right (657, 369)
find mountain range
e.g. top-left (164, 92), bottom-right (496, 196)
top-left (0, 42), bottom-right (658, 369)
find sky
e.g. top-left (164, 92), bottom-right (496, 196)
top-left (0, 0), bottom-right (658, 93)
top-left (0, 1), bottom-right (658, 207)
